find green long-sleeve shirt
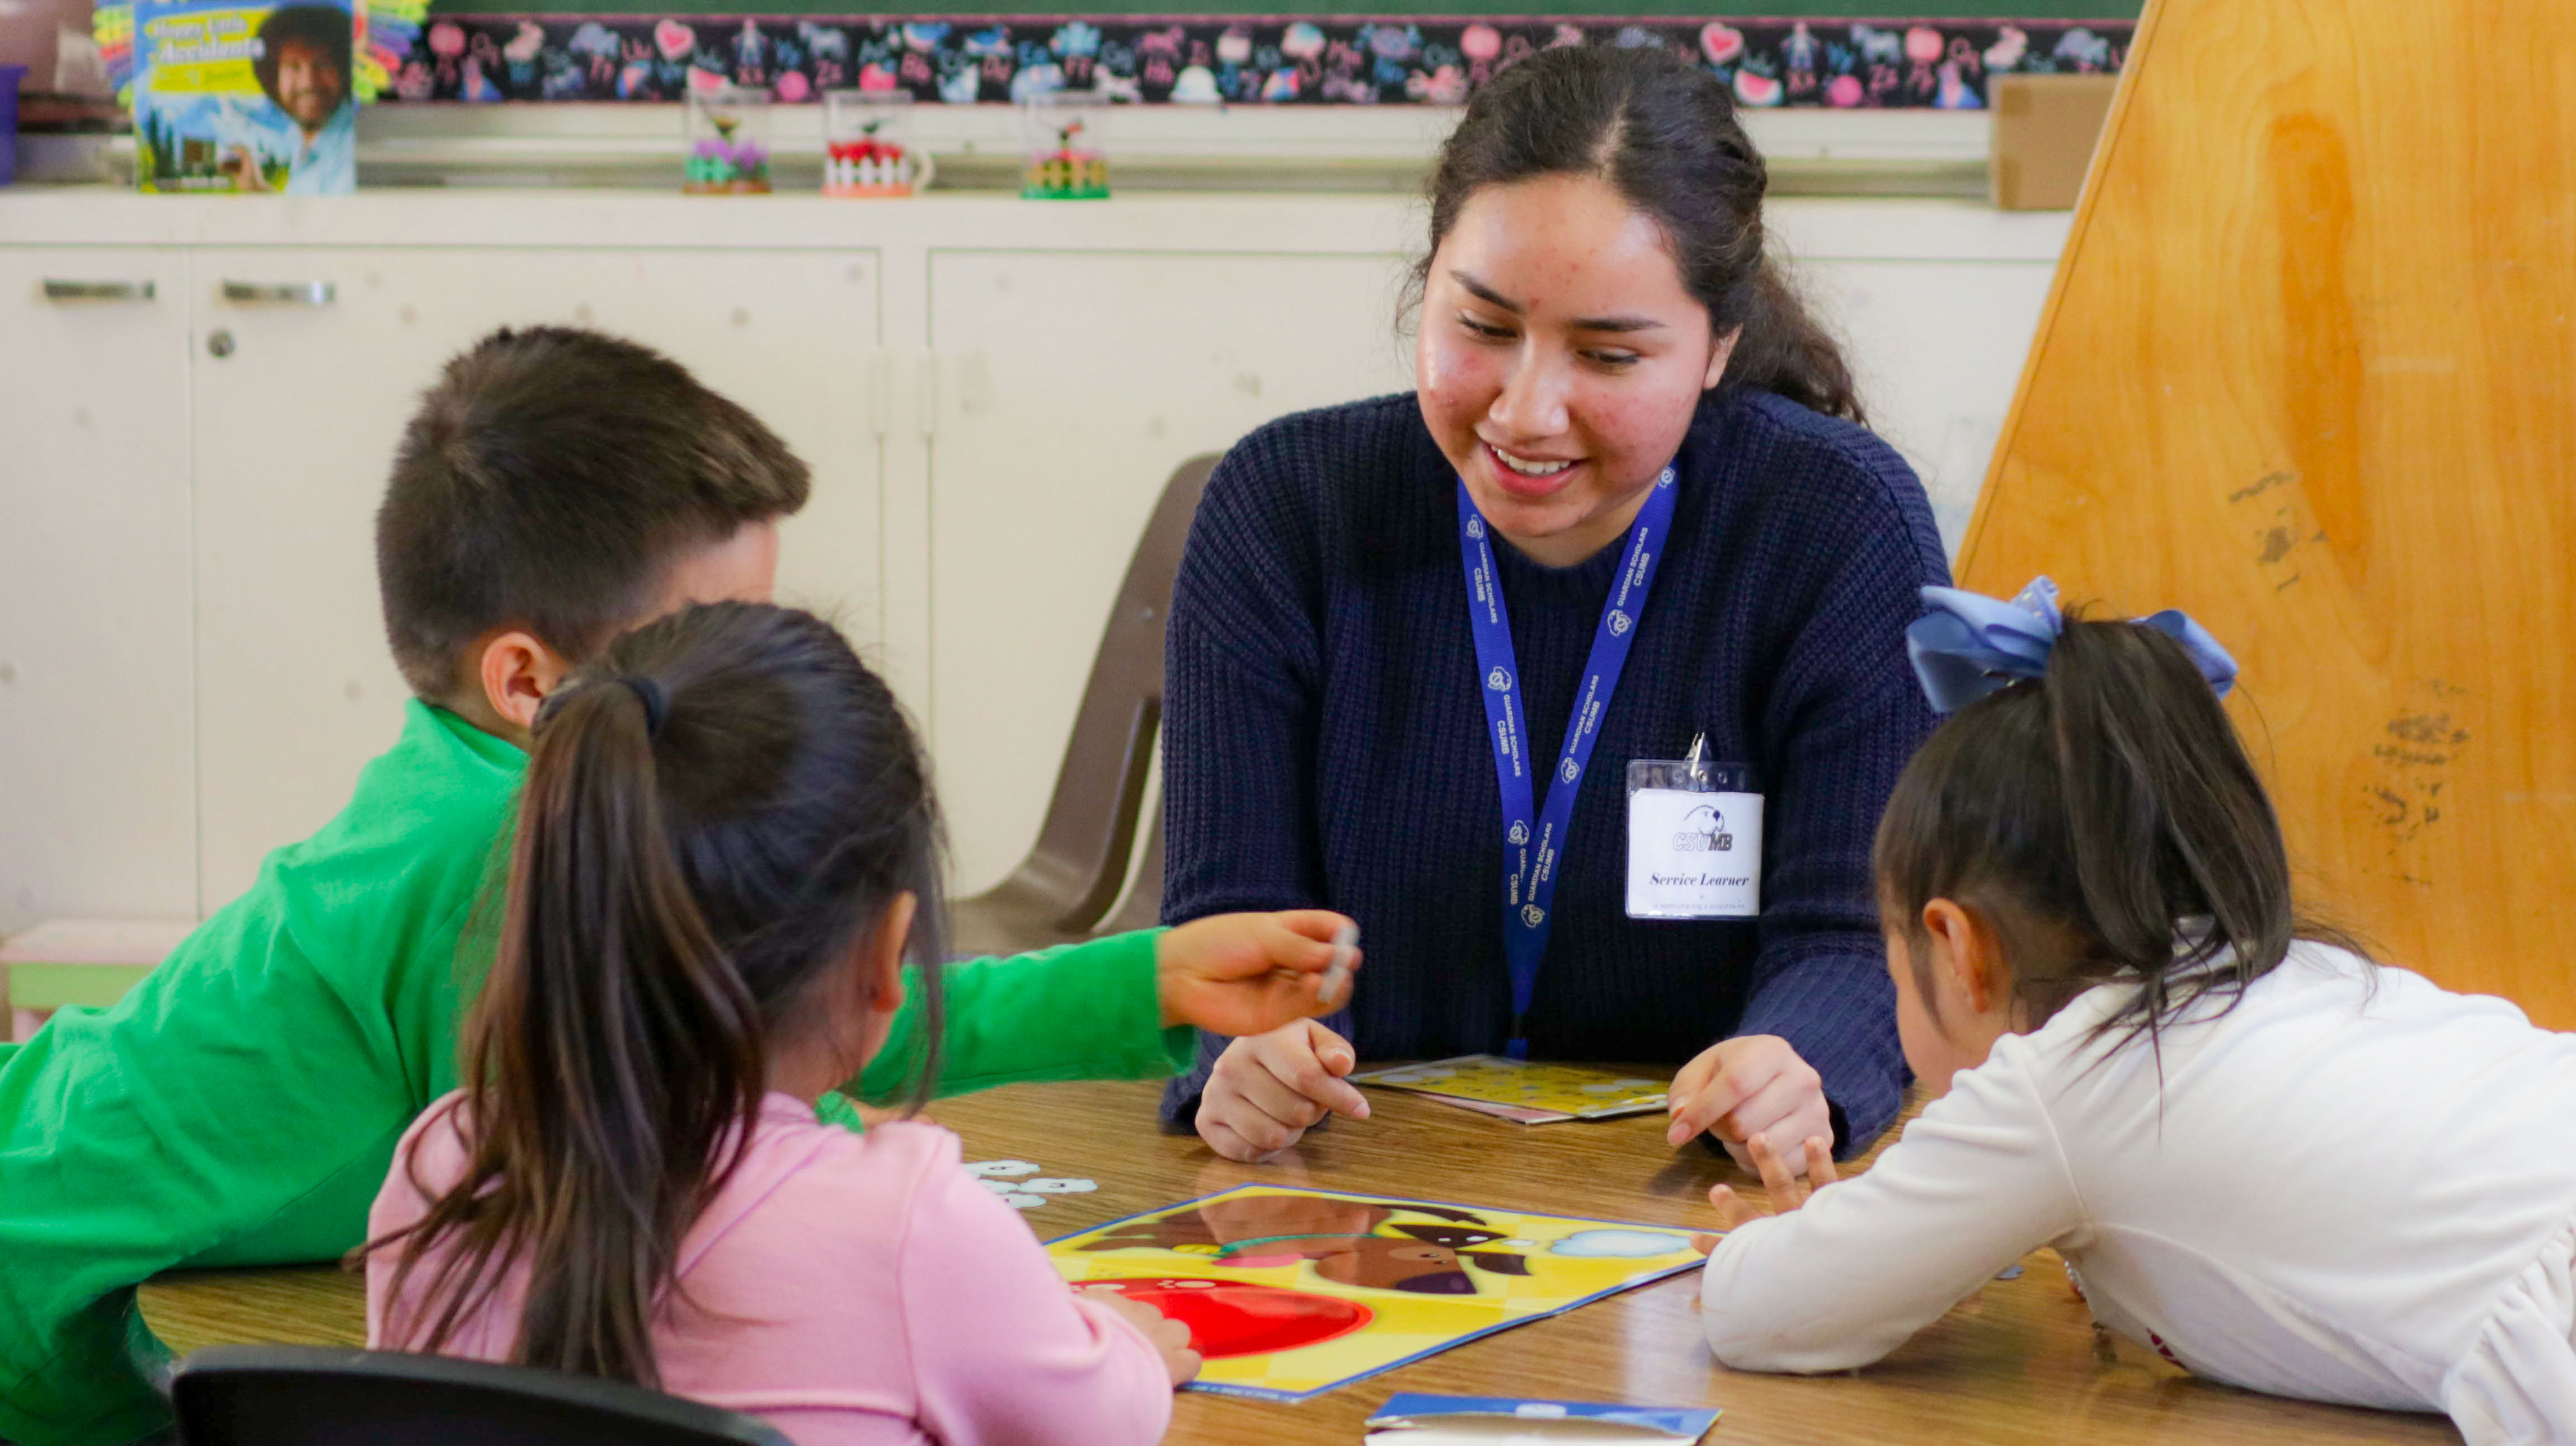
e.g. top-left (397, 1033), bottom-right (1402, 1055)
top-left (0, 701), bottom-right (1185, 1446)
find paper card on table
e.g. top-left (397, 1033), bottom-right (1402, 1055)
top-left (1046, 1185), bottom-right (1704, 1403)
top-left (1365, 1392), bottom-right (1721, 1444)
top-left (1350, 1055), bottom-right (1668, 1124)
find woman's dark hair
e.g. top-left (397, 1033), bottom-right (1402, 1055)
top-left (1411, 44), bottom-right (1862, 422)
top-left (1874, 611), bottom-right (2362, 1057)
top-left (370, 601), bottom-right (947, 1387)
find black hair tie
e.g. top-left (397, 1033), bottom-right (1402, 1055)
top-left (618, 675), bottom-right (670, 740)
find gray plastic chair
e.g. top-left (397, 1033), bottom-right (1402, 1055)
top-left (949, 454), bottom-right (1215, 956)
top-left (170, 1344), bottom-right (791, 1446)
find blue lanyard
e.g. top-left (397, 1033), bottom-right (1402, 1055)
top-left (1456, 466), bottom-right (1677, 1056)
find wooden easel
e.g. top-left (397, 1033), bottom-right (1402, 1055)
top-left (1960, 0), bottom-right (2576, 1024)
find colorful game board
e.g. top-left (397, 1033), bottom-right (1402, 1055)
top-left (1351, 1055), bottom-right (1670, 1124)
top-left (1046, 1186), bottom-right (1704, 1402)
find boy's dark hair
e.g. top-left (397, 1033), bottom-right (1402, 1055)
top-left (376, 327), bottom-right (811, 698)
top-left (373, 601), bottom-right (948, 1387)
top-left (1874, 611), bottom-right (2363, 1058)
top-left (1408, 44), bottom-right (1861, 423)
top-left (252, 6), bottom-right (352, 104)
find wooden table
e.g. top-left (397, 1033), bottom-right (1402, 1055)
top-left (142, 1079), bottom-right (2460, 1444)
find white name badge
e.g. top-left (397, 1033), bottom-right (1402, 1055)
top-left (1624, 758), bottom-right (1762, 920)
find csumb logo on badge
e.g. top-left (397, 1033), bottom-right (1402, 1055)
top-left (1559, 758), bottom-right (1581, 783)
top-left (1466, 517), bottom-right (1486, 539)
top-left (1673, 804), bottom-right (1734, 853)
top-left (1520, 904), bottom-right (1545, 928)
top-left (1507, 821), bottom-right (1529, 846)
top-left (1487, 667), bottom-right (1512, 692)
top-left (1607, 609), bottom-right (1632, 636)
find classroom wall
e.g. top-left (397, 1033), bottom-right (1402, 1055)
top-left (0, 189), bottom-right (2069, 933)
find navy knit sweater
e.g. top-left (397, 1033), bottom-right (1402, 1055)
top-left (1158, 387), bottom-right (1949, 1154)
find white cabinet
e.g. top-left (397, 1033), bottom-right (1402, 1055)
top-left (925, 249), bottom-right (1414, 893)
top-left (0, 191), bottom-right (2066, 922)
top-left (0, 249), bottom-right (198, 932)
top-left (185, 246), bottom-right (882, 906)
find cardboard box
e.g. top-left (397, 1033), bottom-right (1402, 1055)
top-left (1991, 73), bottom-right (2120, 211)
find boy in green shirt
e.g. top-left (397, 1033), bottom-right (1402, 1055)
top-left (0, 328), bottom-right (1349, 1445)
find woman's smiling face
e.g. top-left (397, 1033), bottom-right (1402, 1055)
top-left (1416, 172), bottom-right (1733, 568)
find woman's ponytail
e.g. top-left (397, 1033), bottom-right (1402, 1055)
top-left (1720, 258), bottom-right (1864, 424)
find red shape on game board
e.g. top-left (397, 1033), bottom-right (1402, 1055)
top-left (1090, 1278), bottom-right (1373, 1359)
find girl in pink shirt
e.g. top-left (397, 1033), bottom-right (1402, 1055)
top-left (364, 602), bottom-right (1352, 1444)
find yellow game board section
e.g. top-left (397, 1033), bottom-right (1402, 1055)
top-left (1047, 1186), bottom-right (1703, 1400)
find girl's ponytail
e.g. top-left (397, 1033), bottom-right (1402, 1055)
top-left (374, 602), bottom-right (946, 1388)
top-left (1877, 607), bottom-right (2358, 1053)
top-left (2040, 618), bottom-right (2298, 1046)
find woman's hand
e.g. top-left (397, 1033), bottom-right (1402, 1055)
top-left (1080, 1286), bottom-right (1204, 1386)
top-left (1194, 1020), bottom-right (1370, 1162)
top-left (1690, 1129), bottom-right (1837, 1255)
top-left (1666, 1034), bottom-right (1834, 1176)
top-left (1157, 911), bottom-right (1357, 1037)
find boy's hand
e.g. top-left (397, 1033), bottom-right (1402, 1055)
top-left (1156, 911), bottom-right (1357, 1036)
top-left (1081, 1287), bottom-right (1204, 1386)
top-left (1691, 1131), bottom-right (1836, 1255)
top-left (1195, 1020), bottom-right (1369, 1162)
top-left (1666, 1034), bottom-right (1832, 1177)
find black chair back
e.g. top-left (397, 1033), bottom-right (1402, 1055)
top-left (172, 1344), bottom-right (792, 1446)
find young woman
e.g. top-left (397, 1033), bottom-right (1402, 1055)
top-left (1699, 580), bottom-right (2576, 1445)
top-left (1161, 44), bottom-right (1948, 1170)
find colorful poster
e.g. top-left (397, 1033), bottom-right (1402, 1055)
top-left (1047, 1186), bottom-right (1704, 1402)
top-left (1352, 1055), bottom-right (1668, 1124)
top-left (134, 0), bottom-right (356, 193)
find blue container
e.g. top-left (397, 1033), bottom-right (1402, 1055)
top-left (0, 65), bottom-right (23, 187)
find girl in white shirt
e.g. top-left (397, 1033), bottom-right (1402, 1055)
top-left (1696, 579), bottom-right (2576, 1444)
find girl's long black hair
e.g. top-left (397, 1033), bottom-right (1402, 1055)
top-left (368, 600), bottom-right (947, 1387)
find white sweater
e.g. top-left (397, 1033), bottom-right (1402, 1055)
top-left (1701, 943), bottom-right (2576, 1443)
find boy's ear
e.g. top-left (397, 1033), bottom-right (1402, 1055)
top-left (475, 628), bottom-right (576, 735)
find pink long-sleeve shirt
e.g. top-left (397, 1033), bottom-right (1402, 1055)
top-left (366, 1092), bottom-right (1174, 1446)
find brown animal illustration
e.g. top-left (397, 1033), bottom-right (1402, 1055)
top-left (1078, 1194), bottom-right (1533, 1294)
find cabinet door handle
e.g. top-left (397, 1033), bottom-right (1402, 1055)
top-left (220, 280), bottom-right (336, 306)
top-left (43, 279), bottom-right (157, 302)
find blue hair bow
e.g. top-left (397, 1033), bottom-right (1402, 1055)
top-left (1905, 576), bottom-right (2238, 713)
